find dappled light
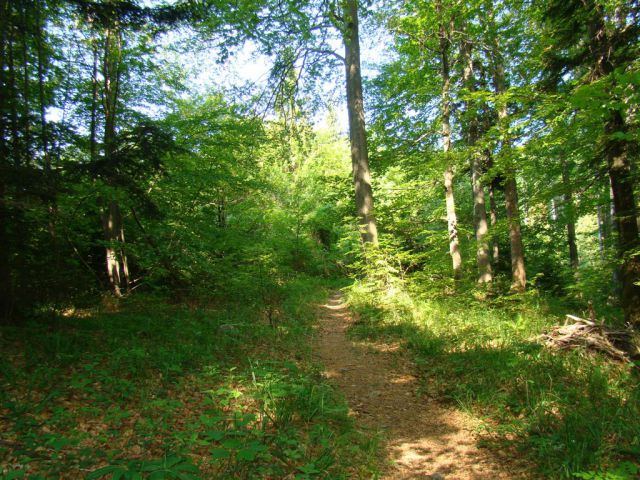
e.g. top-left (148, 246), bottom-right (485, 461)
top-left (1, 0), bottom-right (639, 478)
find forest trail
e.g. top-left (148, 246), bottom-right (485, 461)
top-left (314, 292), bottom-right (524, 480)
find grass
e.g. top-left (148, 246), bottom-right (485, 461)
top-left (345, 278), bottom-right (640, 479)
top-left (0, 276), bottom-right (379, 479)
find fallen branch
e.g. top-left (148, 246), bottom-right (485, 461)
top-left (540, 314), bottom-right (637, 363)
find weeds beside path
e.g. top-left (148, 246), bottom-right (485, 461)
top-left (314, 292), bottom-right (528, 479)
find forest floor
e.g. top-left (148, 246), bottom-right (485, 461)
top-left (315, 291), bottom-right (528, 480)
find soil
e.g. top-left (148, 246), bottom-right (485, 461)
top-left (314, 292), bottom-right (529, 480)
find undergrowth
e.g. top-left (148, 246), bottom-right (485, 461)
top-left (0, 276), bottom-right (378, 479)
top-left (345, 278), bottom-right (640, 479)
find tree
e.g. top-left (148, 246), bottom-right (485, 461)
top-left (461, 25), bottom-right (492, 283)
top-left (539, 0), bottom-right (640, 325)
top-left (343, 0), bottom-right (379, 246)
top-left (436, 0), bottom-right (463, 280)
top-left (486, 1), bottom-right (527, 291)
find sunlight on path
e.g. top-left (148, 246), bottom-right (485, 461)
top-left (315, 292), bottom-right (528, 480)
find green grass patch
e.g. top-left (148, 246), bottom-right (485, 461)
top-left (345, 280), bottom-right (640, 479)
top-left (0, 276), bottom-right (378, 479)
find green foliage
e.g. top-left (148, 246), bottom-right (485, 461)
top-left (0, 277), bottom-right (378, 479)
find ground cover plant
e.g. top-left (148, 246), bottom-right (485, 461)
top-left (1, 0), bottom-right (639, 478)
top-left (0, 277), bottom-right (379, 479)
top-left (346, 278), bottom-right (640, 479)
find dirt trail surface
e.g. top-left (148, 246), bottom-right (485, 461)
top-left (315, 292), bottom-right (526, 480)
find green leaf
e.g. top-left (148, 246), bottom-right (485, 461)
top-left (236, 448), bottom-right (256, 461)
top-left (204, 430), bottom-right (225, 441)
top-left (221, 438), bottom-right (243, 450)
top-left (210, 448), bottom-right (230, 460)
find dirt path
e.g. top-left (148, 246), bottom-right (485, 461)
top-left (315, 292), bottom-right (526, 480)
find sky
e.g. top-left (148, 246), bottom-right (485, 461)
top-left (47, 1), bottom-right (394, 132)
top-left (161, 6), bottom-right (394, 132)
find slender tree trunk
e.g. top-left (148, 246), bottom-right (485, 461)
top-left (491, 42), bottom-right (526, 291)
top-left (0, 0), bottom-right (11, 320)
top-left (102, 200), bottom-right (129, 296)
top-left (472, 154), bottom-right (492, 283)
top-left (90, 32), bottom-right (99, 163)
top-left (20, 3), bottom-right (31, 166)
top-left (606, 111), bottom-right (640, 326)
top-left (587, 10), bottom-right (640, 326)
top-left (344, 0), bottom-right (378, 245)
top-left (35, 0), bottom-right (57, 243)
top-left (561, 160), bottom-right (579, 270)
top-left (101, 26), bottom-right (130, 295)
top-left (489, 171), bottom-right (500, 266)
top-left (597, 205), bottom-right (606, 258)
top-left (103, 27), bottom-right (121, 162)
top-left (438, 7), bottom-right (462, 280)
top-left (462, 37), bottom-right (491, 283)
top-left (343, 0), bottom-right (378, 246)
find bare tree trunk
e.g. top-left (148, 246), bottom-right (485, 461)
top-left (606, 111), bottom-right (640, 326)
top-left (586, 9), bottom-right (640, 326)
top-left (489, 172), bottom-right (500, 266)
top-left (438, 4), bottom-right (462, 280)
top-left (102, 27), bottom-right (121, 163)
top-left (491, 43), bottom-right (526, 291)
top-left (90, 32), bottom-right (99, 163)
top-left (0, 0), bottom-right (12, 320)
top-left (343, 0), bottom-right (378, 246)
top-left (101, 26), bottom-right (130, 295)
top-left (504, 176), bottom-right (526, 291)
top-left (561, 160), bottom-right (579, 270)
top-left (472, 154), bottom-right (492, 283)
top-left (462, 36), bottom-right (491, 283)
top-left (103, 200), bottom-right (129, 296)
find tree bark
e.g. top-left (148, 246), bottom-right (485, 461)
top-left (491, 41), bottom-right (526, 291)
top-left (90, 31), bottom-right (99, 163)
top-left (586, 8), bottom-right (640, 326)
top-left (606, 111), bottom-right (640, 326)
top-left (489, 172), bottom-right (500, 266)
top-left (438, 4), bottom-right (462, 280)
top-left (343, 0), bottom-right (378, 246)
top-left (561, 160), bottom-right (579, 270)
top-left (101, 25), bottom-right (130, 296)
top-left (0, 0), bottom-right (12, 320)
top-left (103, 200), bottom-right (129, 296)
top-left (462, 37), bottom-right (491, 283)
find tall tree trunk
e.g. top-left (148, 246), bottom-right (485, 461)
top-left (606, 111), bottom-right (640, 326)
top-left (489, 170), bottom-right (500, 266)
top-left (491, 42), bottom-right (526, 291)
top-left (0, 0), bottom-right (11, 320)
top-left (462, 37), bottom-right (491, 283)
top-left (343, 0), bottom-right (378, 246)
top-left (438, 6), bottom-right (462, 280)
top-left (587, 10), bottom-right (640, 326)
top-left (19, 2), bottom-right (31, 167)
top-left (90, 31), bottom-right (99, 163)
top-left (35, 0), bottom-right (57, 243)
top-left (101, 25), bottom-right (130, 295)
top-left (102, 200), bottom-right (129, 296)
top-left (561, 160), bottom-right (579, 270)
top-left (103, 27), bottom-right (121, 162)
